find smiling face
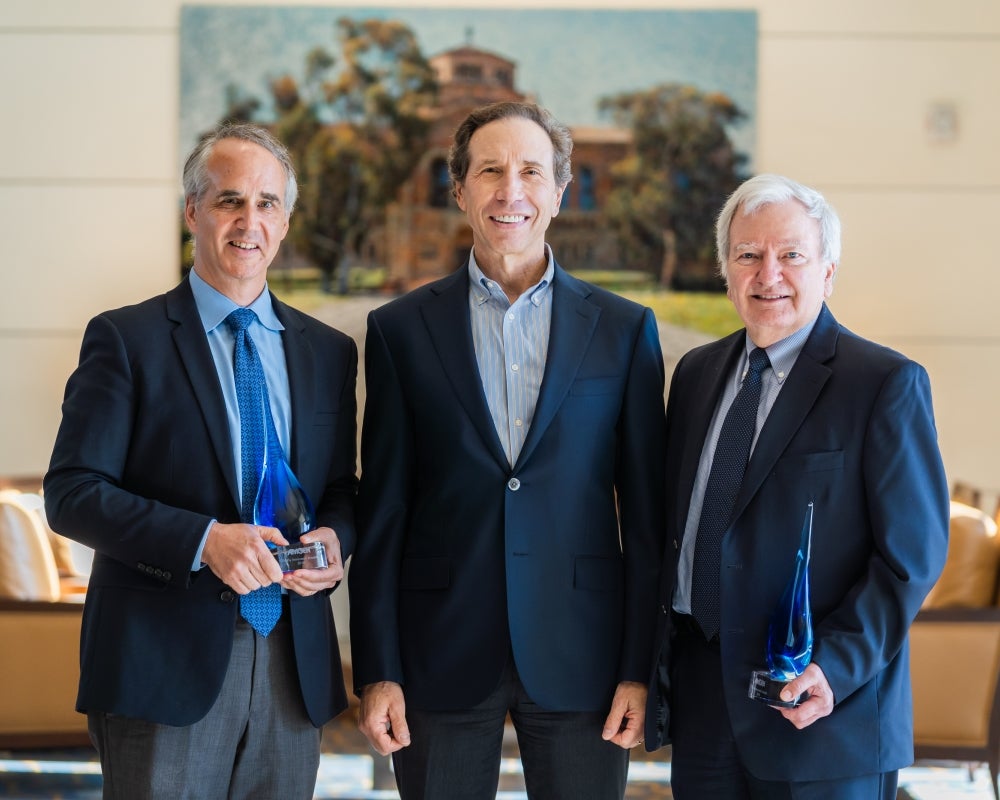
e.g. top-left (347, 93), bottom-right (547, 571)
top-left (725, 199), bottom-right (837, 347)
top-left (453, 116), bottom-right (565, 277)
top-left (184, 138), bottom-right (290, 304)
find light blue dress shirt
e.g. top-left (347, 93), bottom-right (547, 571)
top-left (468, 247), bottom-right (555, 467)
top-left (673, 316), bottom-right (818, 614)
top-left (188, 269), bottom-right (292, 567)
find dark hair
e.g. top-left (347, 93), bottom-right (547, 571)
top-left (182, 122), bottom-right (298, 216)
top-left (448, 101), bottom-right (573, 192)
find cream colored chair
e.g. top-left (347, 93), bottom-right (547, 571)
top-left (0, 490), bottom-right (89, 747)
top-left (910, 501), bottom-right (1000, 799)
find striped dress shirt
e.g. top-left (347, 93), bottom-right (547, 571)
top-left (468, 248), bottom-right (555, 467)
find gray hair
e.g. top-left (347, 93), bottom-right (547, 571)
top-left (715, 174), bottom-right (841, 281)
top-left (448, 101), bottom-right (573, 192)
top-left (183, 122), bottom-right (298, 216)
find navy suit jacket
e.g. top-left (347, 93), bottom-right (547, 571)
top-left (350, 263), bottom-right (667, 712)
top-left (645, 304), bottom-right (949, 780)
top-left (44, 277), bottom-right (358, 727)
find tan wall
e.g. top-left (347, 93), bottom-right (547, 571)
top-left (3, 0), bottom-right (999, 507)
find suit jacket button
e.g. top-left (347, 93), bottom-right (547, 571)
top-left (220, 591), bottom-right (235, 603)
top-left (507, 478), bottom-right (521, 491)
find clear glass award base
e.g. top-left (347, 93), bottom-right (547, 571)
top-left (273, 541), bottom-right (327, 573)
top-left (748, 670), bottom-right (809, 708)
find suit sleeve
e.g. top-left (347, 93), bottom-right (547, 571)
top-left (349, 311), bottom-right (412, 691)
top-left (813, 360), bottom-right (949, 702)
top-left (43, 314), bottom-right (214, 583)
top-left (615, 307), bottom-right (668, 682)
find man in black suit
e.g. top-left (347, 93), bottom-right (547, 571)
top-left (349, 101), bottom-right (667, 799)
top-left (44, 123), bottom-right (358, 799)
top-left (645, 173), bottom-right (949, 799)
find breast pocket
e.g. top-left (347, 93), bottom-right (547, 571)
top-left (569, 376), bottom-right (621, 396)
top-left (775, 450), bottom-right (844, 475)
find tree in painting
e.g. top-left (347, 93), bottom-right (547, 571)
top-left (599, 84), bottom-right (749, 290)
top-left (225, 17), bottom-right (438, 292)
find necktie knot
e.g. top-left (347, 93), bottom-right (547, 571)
top-left (225, 307), bottom-right (257, 334)
top-left (746, 347), bottom-right (770, 381)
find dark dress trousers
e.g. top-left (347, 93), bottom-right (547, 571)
top-left (645, 303), bottom-right (950, 782)
top-left (44, 278), bottom-right (358, 728)
top-left (350, 263), bottom-right (667, 713)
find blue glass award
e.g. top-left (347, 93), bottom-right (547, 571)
top-left (253, 429), bottom-right (328, 573)
top-left (748, 502), bottom-right (814, 707)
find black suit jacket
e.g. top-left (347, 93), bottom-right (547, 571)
top-left (44, 278), bottom-right (357, 727)
top-left (645, 304), bottom-right (949, 780)
top-left (350, 263), bottom-right (667, 712)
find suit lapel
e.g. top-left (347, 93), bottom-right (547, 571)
top-left (166, 279), bottom-right (240, 510)
top-left (675, 333), bottom-right (744, 534)
top-left (515, 266), bottom-right (600, 469)
top-left (733, 305), bottom-right (838, 519)
top-left (272, 297), bottom-right (313, 483)
top-left (420, 268), bottom-right (509, 470)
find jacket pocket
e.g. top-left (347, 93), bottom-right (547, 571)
top-left (570, 376), bottom-right (620, 396)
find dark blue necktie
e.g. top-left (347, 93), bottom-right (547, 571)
top-left (691, 347), bottom-right (770, 640)
top-left (225, 308), bottom-right (282, 637)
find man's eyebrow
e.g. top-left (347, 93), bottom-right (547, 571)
top-left (260, 191), bottom-right (282, 206)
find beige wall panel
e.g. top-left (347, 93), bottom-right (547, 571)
top-left (822, 189), bottom-right (1000, 340)
top-left (882, 341), bottom-right (1000, 505)
top-left (0, 336), bottom-right (81, 478)
top-left (5, 0), bottom-right (999, 35)
top-left (1, 186), bottom-right (180, 330)
top-left (0, 33), bottom-right (176, 180)
top-left (757, 38), bottom-right (1000, 187)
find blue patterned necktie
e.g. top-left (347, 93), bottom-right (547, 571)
top-left (225, 307), bottom-right (283, 637)
top-left (691, 347), bottom-right (770, 640)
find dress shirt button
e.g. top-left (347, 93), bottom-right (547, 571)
top-left (511, 363), bottom-right (519, 372)
top-left (514, 418), bottom-right (523, 427)
top-left (508, 478), bottom-right (521, 491)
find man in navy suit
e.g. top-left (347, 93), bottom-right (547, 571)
top-left (349, 101), bottom-right (667, 798)
top-left (44, 123), bottom-right (357, 799)
top-left (645, 173), bottom-right (949, 799)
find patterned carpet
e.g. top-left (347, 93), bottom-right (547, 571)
top-left (1, 710), bottom-right (995, 800)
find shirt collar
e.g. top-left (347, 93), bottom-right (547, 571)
top-left (744, 314), bottom-right (819, 384)
top-left (189, 268), bottom-right (284, 333)
top-left (468, 245), bottom-right (555, 308)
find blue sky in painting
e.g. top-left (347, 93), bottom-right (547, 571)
top-left (179, 6), bottom-right (757, 173)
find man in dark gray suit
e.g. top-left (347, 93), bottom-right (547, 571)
top-left (45, 123), bottom-right (357, 799)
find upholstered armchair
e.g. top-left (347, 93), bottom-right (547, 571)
top-left (910, 501), bottom-right (1000, 799)
top-left (0, 489), bottom-right (90, 747)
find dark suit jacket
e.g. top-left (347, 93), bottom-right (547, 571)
top-left (645, 304), bottom-right (949, 780)
top-left (44, 277), bottom-right (358, 727)
top-left (349, 263), bottom-right (666, 712)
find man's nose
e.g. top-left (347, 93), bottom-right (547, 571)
top-left (496, 173), bottom-right (524, 202)
top-left (758, 251), bottom-right (782, 280)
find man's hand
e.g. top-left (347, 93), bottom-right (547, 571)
top-left (202, 521), bottom-right (287, 593)
top-left (358, 681), bottom-right (411, 756)
top-left (281, 526), bottom-right (345, 596)
top-left (602, 680), bottom-right (647, 750)
top-left (775, 663), bottom-right (835, 729)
